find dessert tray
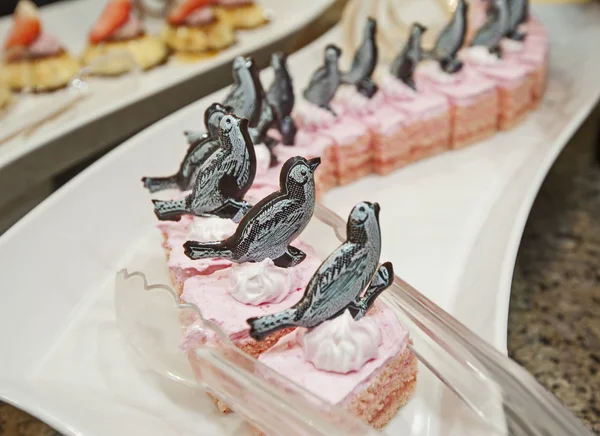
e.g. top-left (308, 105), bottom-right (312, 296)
top-left (1, 3), bottom-right (600, 436)
top-left (0, 0), bottom-right (333, 180)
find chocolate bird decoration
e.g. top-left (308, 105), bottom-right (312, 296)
top-left (303, 44), bottom-right (342, 115)
top-left (341, 17), bottom-right (379, 98)
top-left (267, 52), bottom-right (297, 146)
top-left (183, 156), bottom-right (320, 267)
top-left (390, 22), bottom-right (427, 90)
top-left (152, 113), bottom-right (256, 222)
top-left (248, 201), bottom-right (394, 341)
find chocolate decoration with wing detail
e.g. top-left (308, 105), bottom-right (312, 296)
top-left (183, 156), bottom-right (320, 268)
top-left (470, 0), bottom-right (509, 57)
top-left (390, 22), bottom-right (427, 91)
top-left (341, 17), bottom-right (378, 98)
top-left (506, 0), bottom-right (529, 41)
top-left (267, 52), bottom-right (297, 146)
top-left (248, 73), bottom-right (279, 168)
top-left (425, 0), bottom-right (468, 74)
top-left (223, 56), bottom-right (262, 127)
top-left (141, 103), bottom-right (228, 193)
top-left (303, 44), bottom-right (342, 115)
top-left (248, 201), bottom-right (393, 341)
top-left (152, 113), bottom-right (256, 222)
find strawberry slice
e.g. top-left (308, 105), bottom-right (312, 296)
top-left (89, 0), bottom-right (132, 44)
top-left (4, 0), bottom-right (41, 50)
top-left (168, 0), bottom-right (216, 25)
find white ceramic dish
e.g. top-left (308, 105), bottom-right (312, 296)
top-left (1, 3), bottom-right (600, 435)
top-left (0, 0), bottom-right (333, 172)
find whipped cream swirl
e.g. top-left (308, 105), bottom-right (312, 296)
top-left (228, 259), bottom-right (294, 305)
top-left (301, 310), bottom-right (381, 374)
top-left (465, 46), bottom-right (499, 65)
top-left (186, 216), bottom-right (237, 242)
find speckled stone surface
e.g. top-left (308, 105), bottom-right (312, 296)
top-left (507, 107), bottom-right (600, 435)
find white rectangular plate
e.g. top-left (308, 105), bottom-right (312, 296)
top-left (1, 3), bottom-right (600, 435)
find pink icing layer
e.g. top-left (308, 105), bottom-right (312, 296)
top-left (321, 117), bottom-right (370, 147)
top-left (180, 242), bottom-right (321, 344)
top-left (294, 100), bottom-right (337, 131)
top-left (157, 215), bottom-right (234, 283)
top-left (363, 104), bottom-right (407, 136)
top-left (331, 85), bottom-right (382, 118)
top-left (156, 183), bottom-right (280, 283)
top-left (111, 14), bottom-right (142, 40)
top-left (259, 302), bottom-right (410, 405)
top-left (184, 6), bottom-right (215, 26)
top-left (462, 48), bottom-right (532, 87)
top-left (416, 61), bottom-right (496, 106)
top-left (379, 72), bottom-right (449, 120)
top-left (28, 32), bottom-right (62, 56)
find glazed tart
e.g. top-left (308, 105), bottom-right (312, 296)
top-left (162, 0), bottom-right (235, 55)
top-left (82, 0), bottom-right (168, 75)
top-left (1, 0), bottom-right (79, 92)
top-left (214, 0), bottom-right (268, 30)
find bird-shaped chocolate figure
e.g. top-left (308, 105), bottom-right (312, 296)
top-left (347, 261), bottom-right (394, 321)
top-left (267, 52), bottom-right (297, 146)
top-left (303, 44), bottom-right (342, 115)
top-left (505, 0), bottom-right (529, 41)
top-left (470, 0), bottom-right (509, 57)
top-left (248, 201), bottom-right (393, 341)
top-left (223, 56), bottom-right (262, 126)
top-left (341, 17), bottom-right (379, 98)
top-left (426, 0), bottom-right (468, 74)
top-left (390, 22), bottom-right (427, 91)
top-left (183, 156), bottom-right (321, 268)
top-left (141, 103), bottom-right (228, 193)
top-left (248, 82), bottom-right (279, 168)
top-left (152, 113), bottom-right (256, 222)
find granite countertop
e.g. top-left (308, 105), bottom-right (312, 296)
top-left (1, 1), bottom-right (599, 434)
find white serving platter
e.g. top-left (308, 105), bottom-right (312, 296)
top-left (0, 0), bottom-right (333, 207)
top-left (1, 2), bottom-right (600, 435)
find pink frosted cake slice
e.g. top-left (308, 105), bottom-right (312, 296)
top-left (182, 245), bottom-right (321, 413)
top-left (258, 302), bottom-right (417, 429)
top-left (462, 47), bottom-right (534, 130)
top-left (502, 21), bottom-right (549, 108)
top-left (376, 72), bottom-right (451, 172)
top-left (294, 100), bottom-right (372, 187)
top-left (269, 129), bottom-right (337, 199)
top-left (417, 60), bottom-right (499, 149)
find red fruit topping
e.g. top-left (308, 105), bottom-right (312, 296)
top-left (168, 0), bottom-right (216, 25)
top-left (89, 0), bottom-right (132, 44)
top-left (4, 0), bottom-right (41, 49)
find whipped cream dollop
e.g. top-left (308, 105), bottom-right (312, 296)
top-left (184, 6), bottom-right (215, 26)
top-left (186, 216), bottom-right (237, 242)
top-left (111, 14), bottom-right (142, 40)
top-left (28, 32), bottom-right (62, 56)
top-left (465, 46), bottom-right (499, 65)
top-left (301, 310), bottom-right (382, 374)
top-left (502, 38), bottom-right (524, 54)
top-left (254, 143), bottom-right (271, 177)
top-left (228, 258), bottom-right (294, 305)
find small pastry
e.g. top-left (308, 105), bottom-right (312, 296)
top-left (250, 202), bottom-right (417, 429)
top-left (416, 0), bottom-right (499, 149)
top-left (162, 0), bottom-right (235, 57)
top-left (83, 0), bottom-right (168, 75)
top-left (1, 0), bottom-right (79, 92)
top-left (214, 0), bottom-right (268, 30)
top-left (0, 83), bottom-right (12, 115)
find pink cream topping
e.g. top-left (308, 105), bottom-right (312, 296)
top-left (331, 85), bottom-right (381, 117)
top-left (301, 310), bottom-right (382, 373)
top-left (184, 6), bottom-right (215, 26)
top-left (111, 14), bottom-right (142, 40)
top-left (379, 71), bottom-right (449, 118)
top-left (294, 100), bottom-right (337, 131)
top-left (28, 31), bottom-right (62, 56)
top-left (259, 302), bottom-right (410, 405)
top-left (180, 242), bottom-right (321, 341)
